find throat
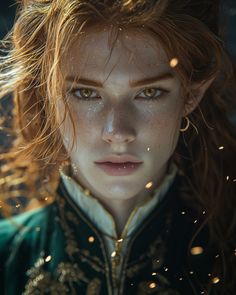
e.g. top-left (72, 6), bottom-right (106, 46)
top-left (100, 197), bottom-right (142, 238)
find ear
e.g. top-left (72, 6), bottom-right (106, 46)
top-left (183, 77), bottom-right (215, 116)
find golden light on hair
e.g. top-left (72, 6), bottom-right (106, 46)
top-left (149, 282), bottom-right (157, 289)
top-left (169, 57), bottom-right (179, 68)
top-left (123, 0), bottom-right (133, 8)
top-left (88, 236), bottom-right (95, 243)
top-left (145, 182), bottom-right (153, 189)
top-left (212, 277), bottom-right (220, 284)
top-left (190, 246), bottom-right (204, 255)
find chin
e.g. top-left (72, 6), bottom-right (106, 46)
top-left (100, 185), bottom-right (142, 200)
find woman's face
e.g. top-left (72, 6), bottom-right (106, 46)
top-left (58, 26), bottom-right (185, 203)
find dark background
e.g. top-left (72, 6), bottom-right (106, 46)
top-left (0, 0), bottom-right (236, 150)
top-left (0, 0), bottom-right (16, 40)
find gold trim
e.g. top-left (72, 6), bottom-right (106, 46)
top-left (58, 182), bottom-right (113, 295)
top-left (23, 255), bottom-right (96, 295)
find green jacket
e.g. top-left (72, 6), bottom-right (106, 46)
top-left (0, 177), bottom-right (223, 294)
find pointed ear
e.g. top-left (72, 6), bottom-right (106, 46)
top-left (183, 77), bottom-right (215, 116)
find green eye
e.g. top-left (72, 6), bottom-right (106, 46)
top-left (138, 88), bottom-right (164, 99)
top-left (80, 89), bottom-right (93, 98)
top-left (73, 88), bottom-right (99, 99)
top-left (144, 88), bottom-right (157, 97)
top-left (70, 87), bottom-right (167, 101)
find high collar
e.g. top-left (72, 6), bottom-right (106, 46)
top-left (59, 163), bottom-right (178, 239)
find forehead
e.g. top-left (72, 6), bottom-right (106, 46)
top-left (62, 26), bottom-right (172, 80)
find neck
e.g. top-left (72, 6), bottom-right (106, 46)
top-left (71, 164), bottom-right (168, 238)
top-left (85, 166), bottom-right (167, 238)
top-left (101, 198), bottom-right (139, 237)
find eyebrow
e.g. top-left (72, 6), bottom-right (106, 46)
top-left (131, 72), bottom-right (174, 87)
top-left (65, 72), bottom-right (174, 88)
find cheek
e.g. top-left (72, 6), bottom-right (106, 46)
top-left (143, 109), bottom-right (181, 151)
top-left (144, 99), bottom-right (182, 128)
top-left (63, 104), bottom-right (101, 149)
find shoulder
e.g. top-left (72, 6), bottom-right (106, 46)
top-left (0, 202), bottom-right (57, 294)
top-left (0, 202), bottom-right (55, 254)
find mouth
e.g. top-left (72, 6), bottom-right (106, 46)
top-left (95, 162), bottom-right (143, 176)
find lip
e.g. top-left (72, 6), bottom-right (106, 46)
top-left (95, 162), bottom-right (143, 176)
top-left (95, 154), bottom-right (142, 164)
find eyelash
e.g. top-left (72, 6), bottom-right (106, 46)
top-left (70, 87), bottom-right (169, 101)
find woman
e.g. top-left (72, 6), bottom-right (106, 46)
top-left (0, 0), bottom-right (235, 294)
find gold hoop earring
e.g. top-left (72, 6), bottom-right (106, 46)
top-left (180, 116), bottom-right (190, 132)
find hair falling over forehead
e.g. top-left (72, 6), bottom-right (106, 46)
top-left (0, 0), bottom-right (236, 291)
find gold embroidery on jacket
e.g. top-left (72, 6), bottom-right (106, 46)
top-left (23, 184), bottom-right (180, 295)
top-left (119, 211), bottom-right (175, 294)
top-left (57, 197), bottom-right (105, 273)
top-left (23, 193), bottom-right (106, 295)
top-left (126, 235), bottom-right (166, 278)
top-left (23, 255), bottom-right (101, 295)
top-left (86, 278), bottom-right (102, 295)
top-left (58, 185), bottom-right (113, 295)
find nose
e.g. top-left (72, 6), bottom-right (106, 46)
top-left (102, 106), bottom-right (136, 144)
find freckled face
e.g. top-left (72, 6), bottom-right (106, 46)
top-left (59, 27), bottom-right (184, 202)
